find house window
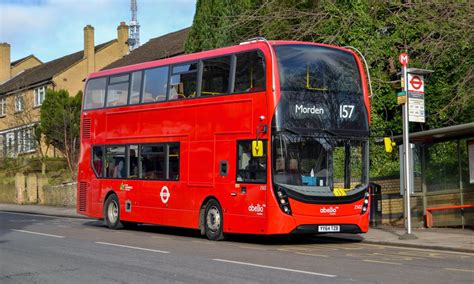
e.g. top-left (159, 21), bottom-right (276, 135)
top-left (34, 86), bottom-right (46, 107)
top-left (6, 132), bottom-right (15, 157)
top-left (3, 125), bottom-right (37, 157)
top-left (0, 98), bottom-right (5, 116)
top-left (15, 94), bottom-right (24, 113)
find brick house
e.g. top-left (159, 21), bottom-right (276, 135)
top-left (0, 23), bottom-right (129, 157)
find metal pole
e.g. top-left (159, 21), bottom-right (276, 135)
top-left (458, 140), bottom-right (465, 229)
top-left (401, 65), bottom-right (416, 239)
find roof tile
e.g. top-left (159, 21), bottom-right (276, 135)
top-left (0, 40), bottom-right (114, 95)
top-left (104, 28), bottom-right (189, 70)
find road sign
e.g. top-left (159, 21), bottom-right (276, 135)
top-left (408, 74), bottom-right (424, 94)
top-left (408, 93), bottom-right (425, 123)
top-left (399, 53), bottom-right (409, 66)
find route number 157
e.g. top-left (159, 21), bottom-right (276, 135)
top-left (340, 105), bottom-right (354, 119)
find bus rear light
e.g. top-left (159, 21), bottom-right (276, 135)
top-left (274, 186), bottom-right (292, 215)
top-left (360, 190), bottom-right (369, 215)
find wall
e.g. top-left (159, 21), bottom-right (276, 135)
top-left (41, 183), bottom-right (76, 207)
top-left (372, 176), bottom-right (474, 228)
top-left (0, 173), bottom-right (75, 207)
top-left (0, 87), bottom-right (42, 131)
top-left (0, 183), bottom-right (16, 203)
top-left (53, 40), bottom-right (123, 96)
top-left (11, 57), bottom-right (42, 77)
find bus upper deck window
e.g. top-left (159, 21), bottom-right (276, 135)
top-left (84, 77), bottom-right (107, 110)
top-left (106, 74), bottom-right (130, 107)
top-left (201, 56), bottom-right (231, 96)
top-left (129, 71), bottom-right (142, 105)
top-left (234, 51), bottom-right (266, 93)
top-left (170, 63), bottom-right (198, 100)
top-left (142, 67), bottom-right (169, 103)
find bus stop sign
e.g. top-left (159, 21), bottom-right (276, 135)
top-left (408, 74), bottom-right (424, 94)
top-left (399, 53), bottom-right (409, 67)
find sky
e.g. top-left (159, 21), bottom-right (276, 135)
top-left (0, 0), bottom-right (196, 62)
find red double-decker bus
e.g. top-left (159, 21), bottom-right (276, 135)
top-left (77, 39), bottom-right (371, 240)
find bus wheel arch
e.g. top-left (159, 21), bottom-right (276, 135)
top-left (103, 191), bottom-right (124, 230)
top-left (199, 197), bottom-right (225, 241)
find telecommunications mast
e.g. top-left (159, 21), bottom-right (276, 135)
top-left (128, 0), bottom-right (140, 51)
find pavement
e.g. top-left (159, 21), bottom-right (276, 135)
top-left (1, 203), bottom-right (473, 253)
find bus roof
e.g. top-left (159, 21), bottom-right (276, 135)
top-left (88, 40), bottom-right (354, 80)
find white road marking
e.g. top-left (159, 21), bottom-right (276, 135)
top-left (363, 259), bottom-right (401, 265)
top-left (213, 259), bottom-right (336, 278)
top-left (95, 241), bottom-right (170, 254)
top-left (0, 210), bottom-right (90, 220)
top-left (445, 268), bottom-right (474, 273)
top-left (295, 252), bottom-right (329, 258)
top-left (191, 240), bottom-right (214, 245)
top-left (151, 235), bottom-right (171, 240)
top-left (11, 229), bottom-right (65, 238)
top-left (359, 243), bottom-right (474, 256)
top-left (239, 245), bottom-right (268, 251)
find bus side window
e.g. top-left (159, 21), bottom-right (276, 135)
top-left (201, 56), bottom-right (231, 96)
top-left (168, 144), bottom-right (180, 180)
top-left (141, 144), bottom-right (165, 180)
top-left (142, 66), bottom-right (168, 103)
top-left (92, 146), bottom-right (104, 177)
top-left (170, 63), bottom-right (198, 100)
top-left (236, 140), bottom-right (267, 183)
top-left (128, 145), bottom-right (139, 178)
top-left (106, 74), bottom-right (129, 107)
top-left (84, 77), bottom-right (107, 110)
top-left (234, 51), bottom-right (266, 93)
top-left (105, 146), bottom-right (126, 179)
top-left (129, 71), bottom-right (142, 105)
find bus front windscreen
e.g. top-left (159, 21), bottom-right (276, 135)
top-left (272, 133), bottom-right (368, 196)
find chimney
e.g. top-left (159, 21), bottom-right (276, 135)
top-left (117, 22), bottom-right (129, 56)
top-left (83, 25), bottom-right (95, 74)
top-left (0, 43), bottom-right (11, 83)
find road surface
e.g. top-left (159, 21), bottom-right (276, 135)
top-left (0, 212), bottom-right (472, 283)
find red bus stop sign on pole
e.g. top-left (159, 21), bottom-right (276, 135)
top-left (399, 53), bottom-right (409, 67)
top-left (408, 74), bottom-right (424, 94)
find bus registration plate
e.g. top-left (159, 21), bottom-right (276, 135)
top-left (318, 225), bottom-right (340, 232)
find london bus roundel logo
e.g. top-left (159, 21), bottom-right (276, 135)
top-left (160, 186), bottom-right (170, 204)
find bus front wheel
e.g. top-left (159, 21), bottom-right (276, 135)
top-left (204, 199), bottom-right (224, 241)
top-left (104, 194), bottom-right (124, 230)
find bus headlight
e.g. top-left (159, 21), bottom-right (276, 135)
top-left (274, 186), bottom-right (292, 216)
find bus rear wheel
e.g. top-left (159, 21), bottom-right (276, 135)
top-left (104, 194), bottom-right (124, 229)
top-left (204, 199), bottom-right (224, 241)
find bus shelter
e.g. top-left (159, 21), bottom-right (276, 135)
top-left (392, 122), bottom-right (474, 228)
